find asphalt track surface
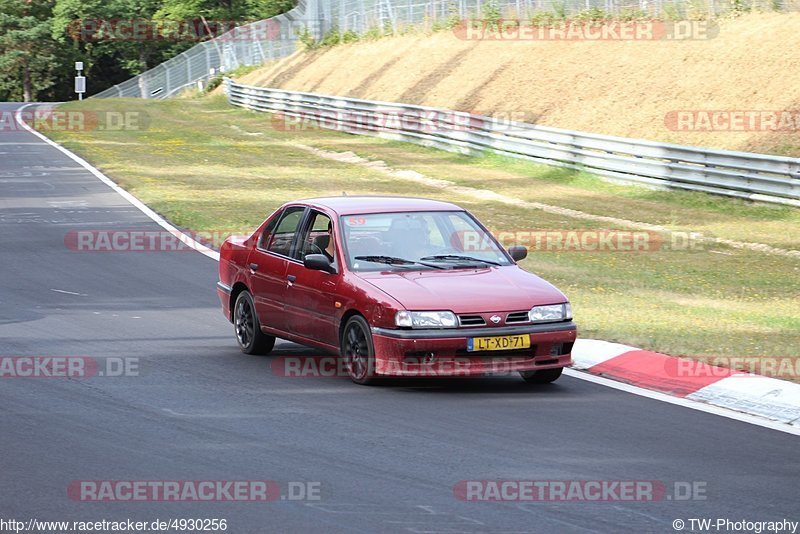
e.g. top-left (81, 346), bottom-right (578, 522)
top-left (0, 102), bottom-right (797, 533)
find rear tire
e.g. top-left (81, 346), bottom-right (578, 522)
top-left (341, 315), bottom-right (378, 385)
top-left (233, 291), bottom-right (276, 355)
top-left (520, 367), bottom-right (563, 384)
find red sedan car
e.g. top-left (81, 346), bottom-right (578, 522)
top-left (217, 197), bottom-right (576, 385)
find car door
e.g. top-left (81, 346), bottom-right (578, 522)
top-left (247, 206), bottom-right (307, 334)
top-left (284, 210), bottom-right (341, 347)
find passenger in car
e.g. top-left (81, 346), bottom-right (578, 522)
top-left (324, 221), bottom-right (335, 262)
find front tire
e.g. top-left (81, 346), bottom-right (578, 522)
top-left (341, 315), bottom-right (378, 385)
top-left (233, 291), bottom-right (275, 355)
top-left (520, 367), bottom-right (563, 384)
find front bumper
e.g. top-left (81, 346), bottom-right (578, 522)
top-left (371, 322), bottom-right (577, 377)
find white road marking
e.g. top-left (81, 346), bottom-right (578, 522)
top-left (14, 104), bottom-right (219, 262)
top-left (0, 142), bottom-right (46, 145)
top-left (49, 288), bottom-right (87, 296)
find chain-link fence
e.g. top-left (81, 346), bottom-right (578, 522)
top-left (93, 0), bottom-right (311, 98)
top-left (93, 0), bottom-right (798, 99)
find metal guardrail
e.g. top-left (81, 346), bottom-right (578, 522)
top-left (226, 79), bottom-right (800, 206)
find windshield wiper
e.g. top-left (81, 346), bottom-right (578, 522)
top-left (354, 255), bottom-right (445, 269)
top-left (419, 254), bottom-right (501, 266)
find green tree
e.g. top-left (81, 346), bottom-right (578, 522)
top-left (52, 0), bottom-right (193, 95)
top-left (0, 0), bottom-right (296, 100)
top-left (155, 0), bottom-right (296, 22)
top-left (155, 0), bottom-right (248, 21)
top-left (0, 0), bottom-right (60, 101)
top-left (246, 0), bottom-right (296, 18)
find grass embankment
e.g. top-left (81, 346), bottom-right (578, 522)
top-left (44, 96), bottom-right (800, 379)
top-left (234, 13), bottom-right (800, 157)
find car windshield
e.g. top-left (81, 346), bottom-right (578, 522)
top-left (340, 211), bottom-right (512, 271)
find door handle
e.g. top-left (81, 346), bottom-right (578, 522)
top-left (287, 275), bottom-right (297, 282)
top-left (249, 263), bottom-right (259, 271)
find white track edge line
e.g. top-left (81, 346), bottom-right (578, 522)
top-left (17, 103), bottom-right (798, 435)
top-left (15, 104), bottom-right (219, 262)
top-left (563, 368), bottom-right (800, 436)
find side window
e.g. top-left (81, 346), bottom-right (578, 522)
top-left (257, 212), bottom-right (281, 250)
top-left (265, 207), bottom-right (305, 257)
top-left (295, 211), bottom-right (333, 261)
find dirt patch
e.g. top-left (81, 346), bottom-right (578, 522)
top-left (238, 14), bottom-right (800, 156)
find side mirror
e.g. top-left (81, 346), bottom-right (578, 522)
top-left (304, 254), bottom-right (336, 274)
top-left (508, 245), bottom-right (528, 262)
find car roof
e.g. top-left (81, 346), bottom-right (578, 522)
top-left (294, 196), bottom-right (464, 216)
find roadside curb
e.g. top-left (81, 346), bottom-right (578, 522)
top-left (572, 339), bottom-right (800, 427)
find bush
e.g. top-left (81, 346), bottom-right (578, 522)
top-left (686, 0), bottom-right (710, 19)
top-left (530, 11), bottom-right (558, 27)
top-left (362, 26), bottom-right (384, 40)
top-left (204, 75), bottom-right (223, 93)
top-left (342, 29), bottom-right (360, 43)
top-left (729, 0), bottom-right (752, 15)
top-left (297, 26), bottom-right (317, 49)
top-left (319, 27), bottom-right (342, 47)
top-left (481, 0), bottom-right (503, 30)
top-left (618, 7), bottom-right (649, 21)
top-left (551, 0), bottom-right (568, 19)
top-left (574, 7), bottom-right (611, 21)
top-left (661, 2), bottom-right (683, 20)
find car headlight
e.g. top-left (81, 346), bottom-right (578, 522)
top-left (395, 310), bottom-right (458, 328)
top-left (529, 303), bottom-right (572, 323)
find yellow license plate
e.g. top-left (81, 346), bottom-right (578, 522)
top-left (468, 334), bottom-right (530, 352)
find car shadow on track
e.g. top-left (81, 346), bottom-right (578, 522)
top-left (233, 341), bottom-right (573, 395)
top-left (384, 376), bottom-right (569, 395)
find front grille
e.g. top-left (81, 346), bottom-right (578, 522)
top-left (458, 314), bottom-right (486, 327)
top-left (506, 311), bottom-right (530, 324)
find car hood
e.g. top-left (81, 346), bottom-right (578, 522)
top-left (356, 266), bottom-right (567, 313)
